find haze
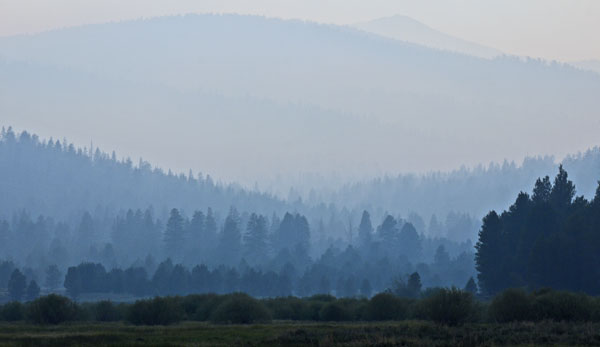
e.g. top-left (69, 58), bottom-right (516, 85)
top-left (1, 0), bottom-right (600, 62)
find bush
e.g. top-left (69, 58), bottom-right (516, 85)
top-left (127, 297), bottom-right (183, 325)
top-left (489, 288), bottom-right (533, 322)
top-left (211, 293), bottom-right (271, 324)
top-left (179, 294), bottom-right (219, 321)
top-left (265, 297), bottom-right (311, 321)
top-left (93, 300), bottom-right (124, 322)
top-left (1, 301), bottom-right (25, 321)
top-left (26, 294), bottom-right (81, 324)
top-left (418, 287), bottom-right (476, 326)
top-left (319, 302), bottom-right (352, 321)
top-left (367, 293), bottom-right (410, 321)
top-left (531, 290), bottom-right (591, 322)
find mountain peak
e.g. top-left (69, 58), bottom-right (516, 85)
top-left (353, 14), bottom-right (502, 59)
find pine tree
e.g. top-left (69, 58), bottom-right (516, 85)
top-left (532, 176), bottom-right (552, 204)
top-left (25, 280), bottom-right (41, 301)
top-left (218, 208), bottom-right (242, 266)
top-left (45, 265), bottom-right (62, 290)
top-left (377, 215), bottom-right (399, 255)
top-left (164, 208), bottom-right (185, 259)
top-left (244, 213), bottom-right (269, 266)
top-left (188, 210), bottom-right (205, 259)
top-left (358, 210), bottom-right (373, 248)
top-left (407, 272), bottom-right (422, 298)
top-left (475, 211), bottom-right (503, 295)
top-left (8, 269), bottom-right (27, 301)
top-left (464, 277), bottom-right (478, 295)
top-left (550, 165), bottom-right (576, 211)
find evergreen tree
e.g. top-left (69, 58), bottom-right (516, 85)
top-left (45, 265), bottom-right (62, 290)
top-left (25, 280), bottom-right (41, 301)
top-left (399, 223), bottom-right (422, 260)
top-left (187, 210), bottom-right (205, 262)
top-left (164, 208), bottom-right (185, 260)
top-left (377, 215), bottom-right (399, 255)
top-left (189, 211), bottom-right (205, 247)
top-left (358, 210), bottom-right (373, 247)
top-left (218, 208), bottom-right (242, 266)
top-left (275, 213), bottom-right (310, 257)
top-left (532, 176), bottom-right (552, 204)
top-left (244, 213), bottom-right (269, 266)
top-left (406, 272), bottom-right (422, 298)
top-left (464, 276), bottom-right (478, 295)
top-left (550, 165), bottom-right (576, 211)
top-left (8, 269), bottom-right (27, 301)
top-left (475, 211), bottom-right (503, 295)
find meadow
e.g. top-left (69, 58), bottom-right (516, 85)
top-left (2, 320), bottom-right (600, 346)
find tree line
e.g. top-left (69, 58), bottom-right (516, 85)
top-left (476, 166), bottom-right (600, 295)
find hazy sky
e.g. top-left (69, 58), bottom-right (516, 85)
top-left (0, 0), bottom-right (599, 62)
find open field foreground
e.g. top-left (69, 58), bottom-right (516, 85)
top-left (1, 321), bottom-right (600, 347)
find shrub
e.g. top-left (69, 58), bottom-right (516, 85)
top-left (367, 293), bottom-right (410, 321)
top-left (26, 294), bottom-right (80, 324)
top-left (319, 302), bottom-right (352, 321)
top-left (265, 297), bottom-right (311, 321)
top-left (489, 288), bottom-right (533, 323)
top-left (307, 294), bottom-right (336, 302)
top-left (127, 297), bottom-right (183, 325)
top-left (180, 294), bottom-right (221, 321)
top-left (211, 293), bottom-right (271, 324)
top-left (419, 287), bottom-right (476, 326)
top-left (189, 294), bottom-right (227, 321)
top-left (93, 300), bottom-right (123, 322)
top-left (1, 301), bottom-right (25, 321)
top-left (531, 290), bottom-right (591, 322)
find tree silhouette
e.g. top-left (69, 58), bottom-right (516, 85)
top-left (8, 269), bottom-right (27, 301)
top-left (164, 208), bottom-right (185, 260)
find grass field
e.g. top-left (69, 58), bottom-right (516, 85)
top-left (1, 320), bottom-right (600, 346)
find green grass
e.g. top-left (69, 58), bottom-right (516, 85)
top-left (1, 320), bottom-right (600, 346)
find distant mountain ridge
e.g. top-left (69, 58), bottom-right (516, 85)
top-left (1, 13), bottom-right (599, 191)
top-left (352, 15), bottom-right (502, 59)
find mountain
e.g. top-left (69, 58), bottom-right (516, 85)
top-left (1, 14), bottom-right (599, 187)
top-left (352, 15), bottom-right (502, 59)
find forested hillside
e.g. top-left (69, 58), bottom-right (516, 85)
top-left (315, 148), bottom-right (600, 222)
top-left (0, 127), bottom-right (285, 220)
top-left (2, 14), bottom-right (599, 185)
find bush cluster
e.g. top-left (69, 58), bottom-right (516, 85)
top-left (2, 288), bottom-right (600, 326)
top-left (489, 288), bottom-right (597, 323)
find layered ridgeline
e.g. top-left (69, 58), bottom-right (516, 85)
top-left (2, 128), bottom-right (600, 299)
top-left (306, 147), bottom-right (600, 224)
top-left (1, 14), bottom-right (599, 184)
top-left (0, 129), bottom-right (476, 286)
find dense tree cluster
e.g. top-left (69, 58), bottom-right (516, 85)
top-left (476, 166), bottom-right (600, 295)
top-left (0, 203), bottom-right (476, 302)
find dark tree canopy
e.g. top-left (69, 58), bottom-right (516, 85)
top-left (476, 166), bottom-right (600, 295)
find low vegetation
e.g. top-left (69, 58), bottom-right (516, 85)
top-left (2, 287), bottom-right (600, 327)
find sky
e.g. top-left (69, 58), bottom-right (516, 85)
top-left (0, 0), bottom-right (599, 62)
